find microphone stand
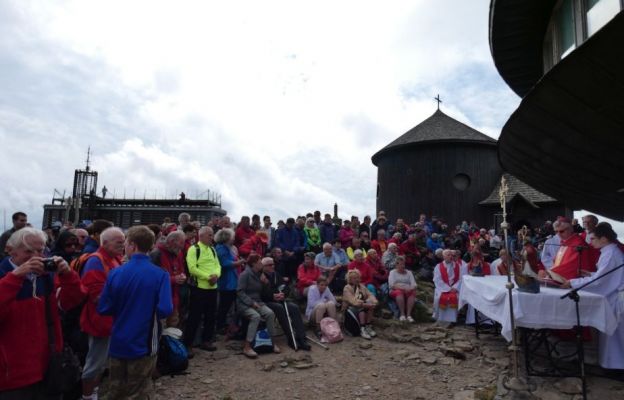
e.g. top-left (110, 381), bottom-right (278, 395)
top-left (560, 261), bottom-right (624, 400)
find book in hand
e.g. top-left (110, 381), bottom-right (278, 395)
top-left (538, 270), bottom-right (565, 288)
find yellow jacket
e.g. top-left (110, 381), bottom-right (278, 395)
top-left (186, 242), bottom-right (221, 289)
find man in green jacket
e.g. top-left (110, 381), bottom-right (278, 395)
top-left (183, 226), bottom-right (221, 356)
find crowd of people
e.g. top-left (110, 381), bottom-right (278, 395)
top-left (0, 209), bottom-right (622, 399)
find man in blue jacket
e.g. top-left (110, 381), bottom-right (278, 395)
top-left (98, 225), bottom-right (172, 400)
top-left (275, 218), bottom-right (305, 281)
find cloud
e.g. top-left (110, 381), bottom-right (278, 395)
top-left (1, 0), bottom-right (620, 238)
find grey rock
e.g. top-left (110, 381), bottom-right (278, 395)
top-left (554, 378), bottom-right (583, 395)
top-left (293, 362), bottom-right (316, 370)
top-left (454, 390), bottom-right (475, 400)
top-left (422, 356), bottom-right (437, 365)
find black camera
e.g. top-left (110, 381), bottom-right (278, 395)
top-left (42, 257), bottom-right (58, 272)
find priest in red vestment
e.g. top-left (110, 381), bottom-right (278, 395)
top-left (541, 217), bottom-right (596, 281)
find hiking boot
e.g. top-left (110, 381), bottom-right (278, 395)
top-left (200, 342), bottom-right (217, 352)
top-left (407, 316), bottom-right (415, 323)
top-left (366, 325), bottom-right (377, 337)
top-left (360, 327), bottom-right (372, 340)
top-left (298, 340), bottom-right (311, 351)
top-left (243, 345), bottom-right (258, 359)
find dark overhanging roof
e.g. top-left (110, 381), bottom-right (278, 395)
top-left (371, 109), bottom-right (496, 165)
top-left (497, 13), bottom-right (624, 221)
top-left (479, 173), bottom-right (557, 206)
top-left (489, 0), bottom-right (557, 97)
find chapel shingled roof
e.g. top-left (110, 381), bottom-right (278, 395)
top-left (371, 109), bottom-right (497, 165)
top-left (479, 173), bottom-right (558, 206)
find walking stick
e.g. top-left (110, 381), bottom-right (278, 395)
top-left (305, 335), bottom-right (329, 350)
top-left (282, 298), bottom-right (299, 351)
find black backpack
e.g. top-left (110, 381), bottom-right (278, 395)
top-left (343, 309), bottom-right (361, 337)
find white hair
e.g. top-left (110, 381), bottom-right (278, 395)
top-left (6, 227), bottom-right (47, 249)
top-left (388, 243), bottom-right (398, 250)
top-left (166, 230), bottom-right (185, 243)
top-left (100, 227), bottom-right (124, 243)
top-left (322, 242), bottom-right (332, 249)
top-left (199, 226), bottom-right (213, 236)
top-left (353, 249), bottom-right (364, 257)
top-left (178, 212), bottom-right (191, 223)
top-left (442, 249), bottom-right (454, 257)
top-left (367, 249), bottom-right (377, 255)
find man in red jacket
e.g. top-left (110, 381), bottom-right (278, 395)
top-left (80, 227), bottom-right (124, 400)
top-left (0, 227), bottom-right (84, 398)
top-left (149, 230), bottom-right (186, 328)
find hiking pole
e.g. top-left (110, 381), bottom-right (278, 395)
top-left (282, 298), bottom-right (298, 351)
top-left (305, 335), bottom-right (329, 350)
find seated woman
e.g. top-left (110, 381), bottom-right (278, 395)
top-left (347, 249), bottom-right (374, 291)
top-left (388, 232), bottom-right (403, 246)
top-left (238, 231), bottom-right (269, 259)
top-left (343, 269), bottom-right (378, 340)
top-left (303, 218), bottom-right (322, 253)
top-left (382, 242), bottom-right (400, 270)
top-left (306, 276), bottom-right (338, 336)
top-left (237, 254), bottom-right (281, 358)
top-left (371, 229), bottom-right (388, 255)
top-left (260, 257), bottom-right (310, 351)
top-left (366, 249), bottom-right (388, 298)
top-left (388, 256), bottom-right (417, 322)
top-left (296, 252), bottom-right (321, 297)
top-left (347, 237), bottom-right (364, 261)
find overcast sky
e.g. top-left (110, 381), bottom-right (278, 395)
top-left (0, 0), bottom-right (621, 236)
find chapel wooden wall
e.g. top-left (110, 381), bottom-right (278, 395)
top-left (375, 143), bottom-right (502, 228)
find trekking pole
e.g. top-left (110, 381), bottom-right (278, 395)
top-left (305, 335), bottom-right (329, 350)
top-left (283, 300), bottom-right (298, 351)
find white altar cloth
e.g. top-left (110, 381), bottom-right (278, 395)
top-left (458, 275), bottom-right (618, 341)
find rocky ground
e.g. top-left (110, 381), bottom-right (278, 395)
top-left (152, 281), bottom-right (622, 400)
top-left (153, 317), bottom-right (624, 400)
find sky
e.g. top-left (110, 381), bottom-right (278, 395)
top-left (0, 0), bottom-right (621, 236)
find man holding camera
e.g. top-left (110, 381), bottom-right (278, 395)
top-left (80, 227), bottom-right (124, 400)
top-left (0, 227), bottom-right (84, 399)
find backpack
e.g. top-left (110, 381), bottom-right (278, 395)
top-left (343, 308), bottom-right (361, 337)
top-left (251, 328), bottom-right (274, 354)
top-left (70, 252), bottom-right (106, 276)
top-left (320, 317), bottom-right (343, 343)
top-left (156, 332), bottom-right (189, 376)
